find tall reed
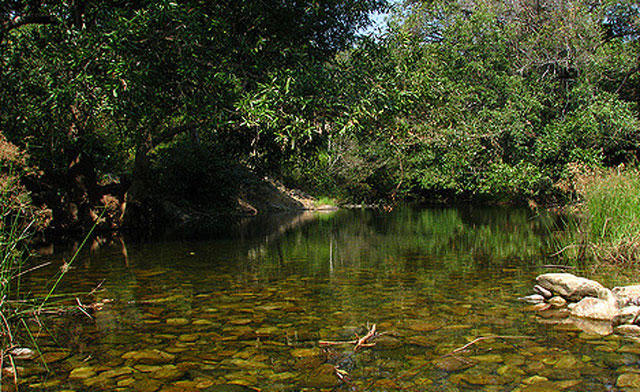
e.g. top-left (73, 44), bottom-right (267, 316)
top-left (0, 164), bottom-right (104, 385)
top-left (0, 182), bottom-right (37, 388)
top-left (583, 168), bottom-right (640, 264)
top-left (558, 167), bottom-right (640, 266)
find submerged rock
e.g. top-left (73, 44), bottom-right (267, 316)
top-left (537, 308), bottom-right (570, 319)
top-left (614, 324), bottom-right (640, 336)
top-left (68, 366), bottom-right (97, 379)
top-left (536, 273), bottom-right (606, 302)
top-left (406, 321), bottom-right (441, 332)
top-left (373, 335), bottom-right (401, 349)
top-left (131, 378), bottom-right (162, 392)
top-left (533, 285), bottom-right (553, 299)
top-left (150, 364), bottom-right (185, 380)
top-left (121, 349), bottom-right (175, 364)
top-left (553, 354), bottom-right (581, 369)
top-left (300, 363), bottom-right (340, 388)
top-left (617, 373), bottom-right (640, 389)
top-left (254, 326), bottom-right (278, 336)
top-left (407, 336), bottom-right (431, 347)
top-left (470, 354), bottom-right (503, 363)
top-left (83, 374), bottom-right (117, 388)
top-left (518, 379), bottom-right (581, 392)
top-left (203, 385), bottom-right (258, 392)
top-left (166, 317), bottom-right (189, 325)
top-left (178, 333), bottom-right (200, 342)
top-left (434, 356), bottom-right (476, 372)
top-left (450, 373), bottom-right (502, 386)
top-left (99, 366), bottom-right (135, 378)
top-left (39, 351), bottom-right (70, 364)
top-left (289, 348), bottom-right (319, 358)
top-left (497, 364), bottom-right (525, 376)
top-left (565, 317), bottom-right (613, 336)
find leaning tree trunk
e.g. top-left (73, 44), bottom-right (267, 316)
top-left (66, 148), bottom-right (100, 230)
top-left (120, 122), bottom-right (202, 229)
top-left (121, 137), bottom-right (154, 228)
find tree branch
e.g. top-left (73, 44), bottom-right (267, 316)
top-left (615, 55), bottom-right (640, 95)
top-left (150, 120), bottom-right (207, 149)
top-left (1, 14), bottom-right (57, 43)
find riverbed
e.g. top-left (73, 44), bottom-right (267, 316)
top-left (14, 206), bottom-right (640, 391)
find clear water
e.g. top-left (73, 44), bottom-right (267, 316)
top-left (13, 206), bottom-right (640, 391)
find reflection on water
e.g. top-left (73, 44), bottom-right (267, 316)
top-left (16, 206), bottom-right (640, 391)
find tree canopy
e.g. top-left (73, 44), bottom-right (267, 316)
top-left (1, 0), bottom-right (639, 232)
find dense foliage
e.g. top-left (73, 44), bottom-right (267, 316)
top-left (1, 0), bottom-right (639, 231)
top-left (283, 0), bottom-right (640, 204)
top-left (1, 0), bottom-right (385, 230)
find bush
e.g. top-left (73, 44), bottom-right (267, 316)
top-left (0, 133), bottom-right (50, 231)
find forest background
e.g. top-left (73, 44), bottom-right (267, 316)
top-left (1, 0), bottom-right (639, 237)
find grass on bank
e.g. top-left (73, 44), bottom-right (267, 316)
top-left (314, 196), bottom-right (338, 208)
top-left (561, 167), bottom-right (640, 265)
top-left (0, 174), bottom-right (101, 387)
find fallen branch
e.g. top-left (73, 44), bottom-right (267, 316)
top-left (445, 335), bottom-right (533, 356)
top-left (318, 324), bottom-right (378, 352)
top-left (75, 298), bottom-right (93, 319)
top-left (355, 324), bottom-right (376, 351)
top-left (319, 340), bottom-right (357, 346)
top-left (11, 262), bottom-right (52, 280)
top-left (335, 368), bottom-right (351, 383)
top-left (535, 263), bottom-right (576, 269)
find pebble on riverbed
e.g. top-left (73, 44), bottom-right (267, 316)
top-left (522, 273), bottom-right (640, 337)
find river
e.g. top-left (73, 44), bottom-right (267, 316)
top-left (14, 206), bottom-right (640, 391)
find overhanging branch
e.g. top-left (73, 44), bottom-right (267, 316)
top-left (1, 14), bottom-right (58, 43)
top-left (150, 120), bottom-right (209, 149)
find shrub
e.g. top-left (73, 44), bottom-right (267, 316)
top-left (0, 133), bottom-right (50, 231)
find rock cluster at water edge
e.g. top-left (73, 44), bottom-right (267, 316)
top-left (522, 273), bottom-right (640, 337)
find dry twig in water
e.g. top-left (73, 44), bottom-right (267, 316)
top-left (445, 335), bottom-right (533, 356)
top-left (355, 324), bottom-right (377, 351)
top-left (319, 324), bottom-right (378, 352)
top-left (389, 335), bottom-right (533, 387)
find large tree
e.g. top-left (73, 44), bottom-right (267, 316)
top-left (306, 0), bottom-right (640, 203)
top-left (0, 0), bottom-right (386, 230)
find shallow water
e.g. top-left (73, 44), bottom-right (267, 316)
top-left (13, 206), bottom-right (640, 391)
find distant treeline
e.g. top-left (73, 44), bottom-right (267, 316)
top-left (1, 0), bottom-right (639, 232)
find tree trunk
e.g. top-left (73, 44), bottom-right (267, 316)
top-left (120, 137), bottom-right (153, 227)
top-left (61, 146), bottom-right (100, 232)
top-left (120, 122), bottom-right (202, 228)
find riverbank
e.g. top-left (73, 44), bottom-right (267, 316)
top-left (555, 167), bottom-right (640, 267)
top-left (4, 126), bottom-right (639, 270)
top-left (117, 174), bottom-right (339, 238)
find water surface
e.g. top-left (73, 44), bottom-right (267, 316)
top-left (16, 206), bottom-right (640, 391)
